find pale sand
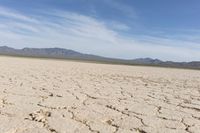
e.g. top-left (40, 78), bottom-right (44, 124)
top-left (0, 56), bottom-right (200, 133)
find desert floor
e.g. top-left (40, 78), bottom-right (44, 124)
top-left (0, 56), bottom-right (200, 133)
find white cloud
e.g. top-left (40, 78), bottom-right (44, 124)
top-left (109, 21), bottom-right (130, 31)
top-left (0, 6), bottom-right (39, 23)
top-left (0, 6), bottom-right (200, 61)
top-left (102, 0), bottom-right (137, 19)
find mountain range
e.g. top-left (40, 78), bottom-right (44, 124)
top-left (0, 46), bottom-right (200, 69)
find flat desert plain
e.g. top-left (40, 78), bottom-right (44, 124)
top-left (0, 56), bottom-right (200, 133)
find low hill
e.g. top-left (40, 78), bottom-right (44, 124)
top-left (0, 46), bottom-right (200, 69)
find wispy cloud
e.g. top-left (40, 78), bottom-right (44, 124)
top-left (109, 21), bottom-right (130, 31)
top-left (102, 0), bottom-right (137, 19)
top-left (0, 6), bottom-right (38, 23)
top-left (0, 6), bottom-right (200, 61)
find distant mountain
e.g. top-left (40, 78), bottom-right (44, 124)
top-left (0, 46), bottom-right (200, 69)
top-left (132, 58), bottom-right (162, 64)
top-left (0, 46), bottom-right (111, 61)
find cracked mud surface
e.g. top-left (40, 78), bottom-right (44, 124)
top-left (0, 56), bottom-right (200, 133)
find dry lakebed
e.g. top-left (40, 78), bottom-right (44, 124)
top-left (0, 56), bottom-right (200, 133)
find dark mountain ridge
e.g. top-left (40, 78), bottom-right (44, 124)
top-left (0, 46), bottom-right (200, 69)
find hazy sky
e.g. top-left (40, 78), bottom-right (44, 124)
top-left (0, 0), bottom-right (200, 61)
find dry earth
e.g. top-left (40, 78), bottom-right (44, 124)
top-left (0, 56), bottom-right (200, 133)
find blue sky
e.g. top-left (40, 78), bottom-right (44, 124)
top-left (0, 0), bottom-right (200, 61)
